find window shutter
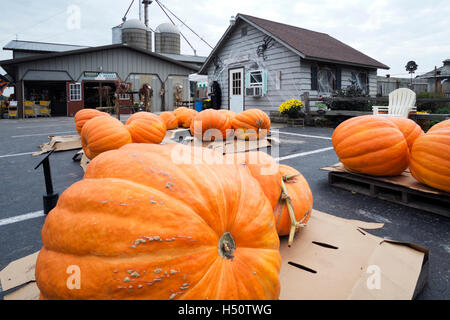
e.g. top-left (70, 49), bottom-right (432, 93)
top-left (262, 70), bottom-right (268, 95)
top-left (311, 65), bottom-right (318, 90)
top-left (335, 67), bottom-right (342, 90)
top-left (245, 72), bottom-right (250, 89)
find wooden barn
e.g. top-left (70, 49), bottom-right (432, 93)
top-left (199, 14), bottom-right (390, 113)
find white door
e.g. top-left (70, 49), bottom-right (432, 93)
top-left (229, 68), bottom-right (244, 113)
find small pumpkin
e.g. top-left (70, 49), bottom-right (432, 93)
top-left (190, 109), bottom-right (232, 141)
top-left (74, 109), bottom-right (108, 135)
top-left (428, 119), bottom-right (450, 133)
top-left (81, 116), bottom-right (132, 159)
top-left (125, 112), bottom-right (167, 144)
top-left (35, 143), bottom-right (281, 300)
top-left (173, 107), bottom-right (198, 128)
top-left (388, 117), bottom-right (425, 151)
top-left (231, 109), bottom-right (271, 140)
top-left (410, 128), bottom-right (450, 193)
top-left (159, 112), bottom-right (178, 130)
top-left (332, 115), bottom-right (410, 176)
top-left (274, 165), bottom-right (313, 236)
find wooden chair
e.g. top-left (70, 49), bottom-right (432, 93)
top-left (373, 88), bottom-right (417, 118)
top-left (39, 101), bottom-right (51, 117)
top-left (24, 101), bottom-right (37, 118)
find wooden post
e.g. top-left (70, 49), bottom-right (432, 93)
top-left (301, 92), bottom-right (311, 126)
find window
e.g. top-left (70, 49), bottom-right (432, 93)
top-left (351, 72), bottom-right (368, 94)
top-left (317, 68), bottom-right (336, 93)
top-left (241, 27), bottom-right (248, 37)
top-left (249, 70), bottom-right (263, 88)
top-left (232, 71), bottom-right (242, 95)
top-left (69, 83), bottom-right (81, 101)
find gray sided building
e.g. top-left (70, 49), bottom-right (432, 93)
top-left (199, 14), bottom-right (389, 113)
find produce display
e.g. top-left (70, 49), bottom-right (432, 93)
top-left (173, 107), bottom-right (198, 128)
top-left (190, 109), bottom-right (232, 141)
top-left (218, 109), bottom-right (236, 123)
top-left (74, 108), bottom-right (109, 135)
top-left (159, 112), bottom-right (179, 130)
top-left (125, 112), bottom-right (167, 144)
top-left (231, 109), bottom-right (271, 140)
top-left (36, 144), bottom-right (281, 300)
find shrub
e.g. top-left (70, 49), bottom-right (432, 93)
top-left (326, 83), bottom-right (371, 111)
top-left (416, 92), bottom-right (450, 113)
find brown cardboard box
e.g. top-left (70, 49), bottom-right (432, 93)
top-left (0, 210), bottom-right (428, 300)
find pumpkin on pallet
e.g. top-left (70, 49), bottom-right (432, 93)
top-left (190, 109), bottom-right (232, 141)
top-left (428, 119), bottom-right (450, 133)
top-left (232, 109), bottom-right (271, 140)
top-left (410, 128), bottom-right (450, 193)
top-left (80, 116), bottom-right (132, 160)
top-left (218, 109), bottom-right (236, 123)
top-left (35, 143), bottom-right (281, 300)
top-left (74, 109), bottom-right (109, 135)
top-left (173, 107), bottom-right (198, 128)
top-left (125, 112), bottom-right (167, 144)
top-left (159, 112), bottom-right (178, 130)
top-left (332, 115), bottom-right (410, 176)
top-left (388, 117), bottom-right (424, 152)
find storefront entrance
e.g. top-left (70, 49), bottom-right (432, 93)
top-left (23, 81), bottom-right (67, 116)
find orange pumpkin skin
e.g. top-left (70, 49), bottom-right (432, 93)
top-left (274, 165), bottom-right (313, 236)
top-left (332, 116), bottom-right (410, 176)
top-left (428, 119), bottom-right (450, 133)
top-left (125, 112), bottom-right (167, 144)
top-left (225, 151), bottom-right (281, 209)
top-left (173, 107), bottom-right (198, 128)
top-left (81, 116), bottom-right (132, 159)
top-left (410, 128), bottom-right (450, 193)
top-left (74, 109), bottom-right (108, 135)
top-left (159, 112), bottom-right (178, 130)
top-left (190, 109), bottom-right (232, 141)
top-left (232, 109), bottom-right (271, 140)
top-left (35, 143), bottom-right (281, 300)
top-left (218, 109), bottom-right (237, 122)
top-left (388, 117), bottom-right (425, 151)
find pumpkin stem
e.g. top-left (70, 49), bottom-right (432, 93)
top-left (218, 232), bottom-right (236, 260)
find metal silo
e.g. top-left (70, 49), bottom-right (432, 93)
top-left (121, 19), bottom-right (152, 51)
top-left (155, 23), bottom-right (181, 55)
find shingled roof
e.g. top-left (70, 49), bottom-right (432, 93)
top-left (200, 13), bottom-right (389, 73)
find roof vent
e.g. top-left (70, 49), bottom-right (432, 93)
top-left (230, 16), bottom-right (236, 26)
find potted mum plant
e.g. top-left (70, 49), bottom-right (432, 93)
top-left (279, 99), bottom-right (305, 119)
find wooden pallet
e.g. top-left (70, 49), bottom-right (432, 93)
top-left (322, 164), bottom-right (450, 218)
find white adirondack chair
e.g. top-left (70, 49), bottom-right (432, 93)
top-left (373, 88), bottom-right (417, 118)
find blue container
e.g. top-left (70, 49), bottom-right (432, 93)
top-left (194, 101), bottom-right (203, 112)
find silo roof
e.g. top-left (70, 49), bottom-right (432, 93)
top-left (122, 19), bottom-right (147, 30)
top-left (156, 23), bottom-right (180, 34)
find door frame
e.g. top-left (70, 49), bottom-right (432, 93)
top-left (228, 66), bottom-right (245, 111)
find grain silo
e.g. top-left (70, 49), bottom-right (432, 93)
top-left (121, 19), bottom-right (152, 51)
top-left (155, 23), bottom-right (181, 55)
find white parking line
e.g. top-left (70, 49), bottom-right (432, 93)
top-left (276, 131), bottom-right (332, 140)
top-left (276, 147), bottom-right (334, 162)
top-left (12, 131), bottom-right (76, 138)
top-left (0, 152), bottom-right (35, 159)
top-left (0, 211), bottom-right (45, 227)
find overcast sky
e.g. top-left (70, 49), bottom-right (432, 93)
top-left (1, 0), bottom-right (449, 80)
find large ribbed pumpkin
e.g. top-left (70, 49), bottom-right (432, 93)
top-left (190, 109), bottom-right (232, 141)
top-left (173, 107), bottom-right (198, 128)
top-left (332, 116), bottom-right (410, 176)
top-left (225, 151), bottom-right (281, 209)
top-left (35, 143), bottom-right (281, 300)
top-left (410, 128), bottom-right (450, 193)
top-left (388, 117), bottom-right (424, 151)
top-left (232, 109), bottom-right (271, 140)
top-left (81, 116), bottom-right (132, 159)
top-left (74, 109), bottom-right (108, 135)
top-left (274, 165), bottom-right (313, 236)
top-left (125, 112), bottom-right (167, 144)
top-left (218, 109), bottom-right (236, 123)
top-left (159, 112), bottom-right (178, 130)
top-left (428, 119), bottom-right (450, 133)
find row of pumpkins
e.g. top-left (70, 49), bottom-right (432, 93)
top-left (35, 107), bottom-right (312, 300)
top-left (75, 107), bottom-right (272, 159)
top-left (333, 116), bottom-right (450, 193)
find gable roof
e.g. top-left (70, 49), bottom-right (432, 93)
top-left (199, 13), bottom-right (389, 74)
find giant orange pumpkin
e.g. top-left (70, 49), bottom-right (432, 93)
top-left (274, 165), bottom-right (313, 236)
top-left (74, 109), bottom-right (108, 135)
top-left (190, 109), bottom-right (232, 141)
top-left (232, 109), bottom-right (271, 140)
top-left (35, 143), bottom-right (281, 300)
top-left (218, 109), bottom-right (236, 123)
top-left (81, 116), bottom-right (132, 159)
top-left (159, 112), bottom-right (178, 130)
top-left (428, 119), bottom-right (450, 133)
top-left (410, 128), bottom-right (450, 193)
top-left (332, 116), bottom-right (410, 176)
top-left (388, 117), bottom-right (424, 151)
top-left (125, 112), bottom-right (167, 144)
top-left (173, 107), bottom-right (198, 128)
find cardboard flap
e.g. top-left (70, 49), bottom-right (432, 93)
top-left (33, 135), bottom-right (81, 156)
top-left (3, 283), bottom-right (40, 300)
top-left (0, 252), bottom-right (39, 292)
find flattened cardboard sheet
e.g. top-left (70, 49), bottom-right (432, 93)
top-left (33, 135), bottom-right (81, 156)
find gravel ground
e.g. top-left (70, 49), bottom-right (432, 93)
top-left (0, 117), bottom-right (448, 299)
